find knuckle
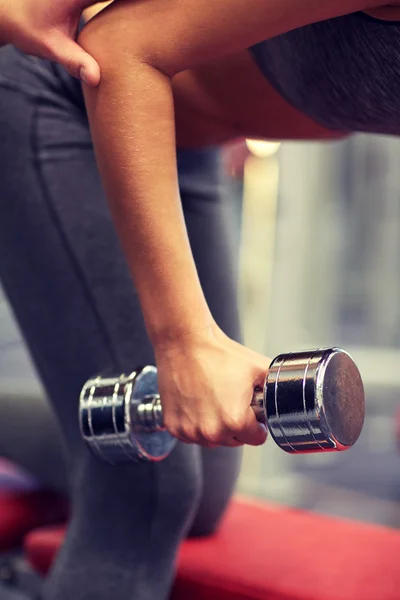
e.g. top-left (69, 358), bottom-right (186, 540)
top-left (200, 423), bottom-right (224, 444)
top-left (226, 414), bottom-right (246, 434)
top-left (64, 53), bottom-right (79, 77)
top-left (181, 426), bottom-right (198, 443)
top-left (164, 416), bottom-right (195, 443)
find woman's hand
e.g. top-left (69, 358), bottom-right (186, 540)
top-left (155, 323), bottom-right (270, 448)
top-left (0, 0), bottom-right (101, 86)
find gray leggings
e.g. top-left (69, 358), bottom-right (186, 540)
top-left (0, 46), bottom-right (242, 599)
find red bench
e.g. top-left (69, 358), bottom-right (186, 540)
top-left (23, 497), bottom-right (400, 600)
top-left (0, 490), bottom-right (67, 551)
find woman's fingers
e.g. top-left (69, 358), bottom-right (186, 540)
top-left (231, 407), bottom-right (268, 446)
top-left (169, 405), bottom-right (267, 448)
top-left (170, 423), bottom-right (244, 448)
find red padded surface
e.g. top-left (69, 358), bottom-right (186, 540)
top-left (0, 491), bottom-right (67, 551)
top-left (24, 498), bottom-right (400, 600)
top-left (24, 523), bottom-right (64, 576)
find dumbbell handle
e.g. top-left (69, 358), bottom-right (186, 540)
top-left (251, 387), bottom-right (266, 423)
top-left (135, 386), bottom-right (266, 434)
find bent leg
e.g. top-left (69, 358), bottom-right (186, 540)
top-left (0, 47), bottom-right (242, 599)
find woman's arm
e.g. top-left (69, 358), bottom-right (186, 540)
top-left (81, 49), bottom-right (213, 346)
top-left (79, 0), bottom-right (373, 346)
top-left (78, 0), bottom-right (378, 446)
top-left (80, 0), bottom-right (380, 75)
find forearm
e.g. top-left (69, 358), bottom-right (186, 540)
top-left (81, 54), bottom-right (213, 345)
top-left (79, 0), bottom-right (375, 345)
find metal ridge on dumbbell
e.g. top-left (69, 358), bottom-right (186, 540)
top-left (79, 347), bottom-right (365, 464)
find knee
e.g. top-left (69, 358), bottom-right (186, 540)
top-left (154, 444), bottom-right (204, 540)
top-left (187, 498), bottom-right (228, 538)
top-left (187, 446), bottom-right (242, 538)
top-left (71, 444), bottom-right (203, 546)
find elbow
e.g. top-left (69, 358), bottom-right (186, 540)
top-left (77, 11), bottom-right (180, 79)
top-left (78, 18), bottom-right (134, 76)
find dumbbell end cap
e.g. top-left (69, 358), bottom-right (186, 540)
top-left (316, 348), bottom-right (365, 450)
top-left (266, 347), bottom-right (365, 453)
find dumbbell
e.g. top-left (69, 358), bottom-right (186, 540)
top-left (79, 347), bottom-right (365, 464)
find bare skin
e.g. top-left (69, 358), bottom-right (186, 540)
top-left (77, 1), bottom-right (397, 449)
top-left (172, 52), bottom-right (350, 148)
top-left (0, 0), bottom-right (101, 85)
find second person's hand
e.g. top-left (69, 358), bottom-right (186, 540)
top-left (0, 0), bottom-right (101, 86)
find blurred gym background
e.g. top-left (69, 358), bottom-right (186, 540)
top-left (1, 133), bottom-right (400, 527)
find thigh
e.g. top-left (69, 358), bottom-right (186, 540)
top-left (0, 46), bottom-right (242, 529)
top-left (0, 57), bottom-right (200, 598)
top-left (0, 51), bottom-right (138, 452)
top-left (188, 446), bottom-right (242, 536)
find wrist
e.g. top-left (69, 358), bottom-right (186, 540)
top-left (151, 314), bottom-right (218, 354)
top-left (136, 266), bottom-right (215, 351)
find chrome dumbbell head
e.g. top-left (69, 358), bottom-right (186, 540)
top-left (79, 366), bottom-right (176, 464)
top-left (265, 348), bottom-right (365, 453)
top-left (79, 347), bottom-right (365, 464)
